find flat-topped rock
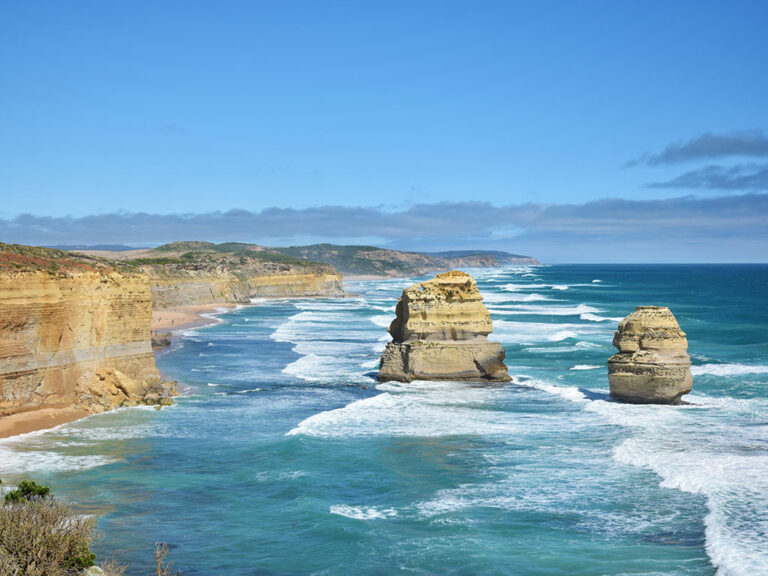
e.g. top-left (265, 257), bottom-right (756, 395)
top-left (607, 306), bottom-right (692, 404)
top-left (378, 271), bottom-right (510, 382)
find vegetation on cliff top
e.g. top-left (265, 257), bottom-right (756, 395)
top-left (0, 241), bottom-right (336, 276)
top-left (270, 244), bottom-right (539, 276)
top-left (0, 243), bottom-right (137, 275)
top-left (127, 241), bottom-right (330, 270)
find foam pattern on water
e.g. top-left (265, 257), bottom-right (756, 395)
top-left (3, 264), bottom-right (766, 576)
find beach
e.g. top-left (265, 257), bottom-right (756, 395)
top-left (151, 303), bottom-right (239, 332)
top-left (0, 406), bottom-right (90, 440)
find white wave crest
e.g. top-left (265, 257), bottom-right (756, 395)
top-left (579, 312), bottom-right (624, 323)
top-left (287, 382), bottom-right (515, 438)
top-left (493, 320), bottom-right (590, 343)
top-left (527, 380), bottom-right (768, 576)
top-left (691, 363), bottom-right (768, 376)
top-left (369, 314), bottom-right (393, 328)
top-left (0, 445), bottom-right (115, 475)
top-left (329, 505), bottom-right (397, 520)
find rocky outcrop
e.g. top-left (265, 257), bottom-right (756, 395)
top-left (607, 306), bottom-right (692, 404)
top-left (151, 332), bottom-right (172, 349)
top-left (378, 271), bottom-right (510, 382)
top-left (0, 244), bottom-right (176, 422)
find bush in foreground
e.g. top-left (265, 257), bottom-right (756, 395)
top-left (0, 479), bottom-right (180, 576)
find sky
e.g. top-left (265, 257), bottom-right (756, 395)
top-left (1, 0), bottom-right (767, 262)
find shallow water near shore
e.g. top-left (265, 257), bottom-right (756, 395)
top-left (1, 264), bottom-right (767, 576)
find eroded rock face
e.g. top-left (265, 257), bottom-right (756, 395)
top-left (607, 306), bottom-right (692, 404)
top-left (378, 271), bottom-right (510, 382)
top-left (0, 254), bottom-right (177, 418)
top-left (148, 269), bottom-right (345, 308)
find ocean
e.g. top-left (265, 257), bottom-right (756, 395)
top-left (1, 265), bottom-right (766, 576)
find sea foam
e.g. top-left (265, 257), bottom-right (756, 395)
top-left (329, 505), bottom-right (398, 520)
top-left (691, 363), bottom-right (768, 376)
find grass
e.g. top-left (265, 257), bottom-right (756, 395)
top-left (0, 243), bottom-right (142, 275)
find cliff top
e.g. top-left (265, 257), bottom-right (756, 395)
top-left (0, 243), bottom-right (131, 275)
top-left (79, 242), bottom-right (335, 273)
top-left (0, 241), bottom-right (341, 279)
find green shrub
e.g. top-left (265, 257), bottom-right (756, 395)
top-left (0, 478), bottom-right (179, 575)
top-left (4, 479), bottom-right (51, 503)
top-left (0, 479), bottom-right (96, 575)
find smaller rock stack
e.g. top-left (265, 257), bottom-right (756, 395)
top-left (607, 306), bottom-right (692, 404)
top-left (377, 271), bottom-right (510, 383)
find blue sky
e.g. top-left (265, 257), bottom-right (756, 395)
top-left (1, 1), bottom-right (767, 261)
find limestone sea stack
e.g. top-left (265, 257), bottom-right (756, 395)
top-left (607, 306), bottom-right (693, 404)
top-left (378, 271), bottom-right (511, 382)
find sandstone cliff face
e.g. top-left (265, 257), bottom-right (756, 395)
top-left (0, 246), bottom-right (175, 418)
top-left (607, 306), bottom-right (693, 404)
top-left (146, 266), bottom-right (344, 308)
top-left (378, 271), bottom-right (510, 382)
top-left (87, 242), bottom-right (346, 309)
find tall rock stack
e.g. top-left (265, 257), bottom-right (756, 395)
top-left (378, 271), bottom-right (511, 383)
top-left (607, 306), bottom-right (693, 404)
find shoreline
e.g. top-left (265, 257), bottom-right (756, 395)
top-left (1, 288), bottom-right (367, 441)
top-left (0, 407), bottom-right (91, 440)
top-left (152, 302), bottom-right (239, 333)
top-left (0, 303), bottom-right (238, 441)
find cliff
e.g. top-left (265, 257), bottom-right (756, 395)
top-left (270, 244), bottom-right (540, 276)
top-left (378, 271), bottom-right (511, 382)
top-left (607, 306), bottom-right (693, 404)
top-left (0, 244), bottom-right (175, 432)
top-left (82, 242), bottom-right (345, 308)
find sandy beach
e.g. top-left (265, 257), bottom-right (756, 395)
top-left (0, 406), bottom-right (90, 440)
top-left (151, 303), bottom-right (239, 332)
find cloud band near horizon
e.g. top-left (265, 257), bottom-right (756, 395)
top-left (2, 194), bottom-right (767, 263)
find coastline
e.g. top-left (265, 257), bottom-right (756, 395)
top-left (1, 290), bottom-right (355, 441)
top-left (0, 406), bottom-right (90, 440)
top-left (152, 302), bottom-right (239, 332)
top-left (0, 303), bottom-right (238, 441)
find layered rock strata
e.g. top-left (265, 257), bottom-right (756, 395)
top-left (147, 268), bottom-right (344, 308)
top-left (378, 271), bottom-right (510, 382)
top-left (607, 306), bottom-right (692, 404)
top-left (0, 245), bottom-right (176, 422)
top-left (88, 242), bottom-right (346, 308)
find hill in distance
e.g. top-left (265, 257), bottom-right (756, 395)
top-left (74, 242), bottom-right (539, 277)
top-left (270, 244), bottom-right (539, 276)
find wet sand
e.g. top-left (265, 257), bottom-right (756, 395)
top-left (0, 407), bottom-right (90, 440)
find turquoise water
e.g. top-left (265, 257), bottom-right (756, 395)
top-left (2, 265), bottom-right (767, 576)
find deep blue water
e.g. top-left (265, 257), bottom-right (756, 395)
top-left (1, 265), bottom-right (767, 576)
